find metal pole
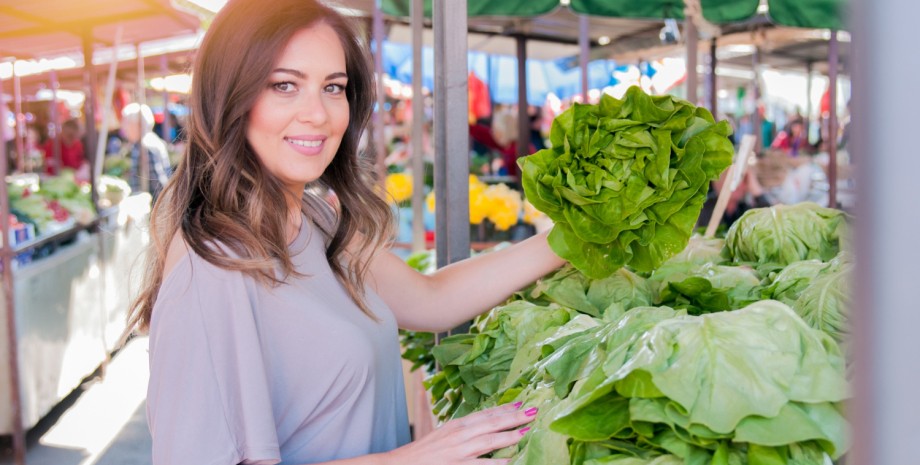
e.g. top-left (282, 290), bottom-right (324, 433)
top-left (410, 0), bottom-right (425, 252)
top-left (0, 73), bottom-right (26, 465)
top-left (579, 15), bottom-right (589, 103)
top-left (137, 44), bottom-right (150, 195)
top-left (709, 38), bottom-right (717, 116)
top-left (752, 45), bottom-right (762, 153)
top-left (433, 0), bottom-right (469, 269)
top-left (160, 55), bottom-right (171, 145)
top-left (685, 18), bottom-right (698, 104)
top-left (83, 30), bottom-right (99, 205)
top-left (850, 1), bottom-right (920, 465)
top-left (49, 69), bottom-right (62, 174)
top-left (12, 67), bottom-right (24, 173)
top-left (373, 0), bottom-right (387, 187)
top-left (516, 35), bottom-right (528, 162)
top-left (805, 61), bottom-right (814, 144)
top-left (827, 32), bottom-right (838, 208)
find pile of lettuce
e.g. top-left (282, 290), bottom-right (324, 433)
top-left (423, 203), bottom-right (853, 465)
top-left (519, 86), bottom-right (733, 279)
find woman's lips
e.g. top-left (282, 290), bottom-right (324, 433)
top-left (285, 137), bottom-right (325, 156)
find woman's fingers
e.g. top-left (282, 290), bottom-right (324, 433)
top-left (459, 405), bottom-right (538, 440)
top-left (464, 428), bottom-right (532, 458)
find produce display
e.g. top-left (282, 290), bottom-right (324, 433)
top-left (411, 87), bottom-right (852, 465)
top-left (9, 172), bottom-right (95, 237)
top-left (519, 86), bottom-right (733, 279)
top-left (424, 203), bottom-right (852, 464)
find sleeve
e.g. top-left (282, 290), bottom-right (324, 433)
top-left (147, 258), bottom-right (281, 465)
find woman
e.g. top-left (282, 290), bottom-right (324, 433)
top-left (128, 0), bottom-right (565, 463)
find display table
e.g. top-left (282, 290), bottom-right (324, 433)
top-left (0, 193), bottom-right (151, 434)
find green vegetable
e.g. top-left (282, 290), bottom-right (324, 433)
top-left (725, 202), bottom-right (849, 270)
top-left (518, 264), bottom-right (654, 318)
top-left (651, 263), bottom-right (763, 315)
top-left (792, 255), bottom-right (852, 344)
top-left (519, 86), bottom-right (733, 278)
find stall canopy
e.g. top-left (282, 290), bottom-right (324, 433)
top-left (0, 0), bottom-right (200, 59)
top-left (381, 0), bottom-right (846, 30)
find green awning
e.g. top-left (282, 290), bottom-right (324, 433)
top-left (569, 0), bottom-right (684, 19)
top-left (380, 0), bottom-right (847, 30)
top-left (380, 0), bottom-right (559, 17)
top-left (768, 0), bottom-right (847, 30)
top-left (701, 0), bottom-right (760, 23)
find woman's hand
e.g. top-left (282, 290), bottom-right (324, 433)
top-left (383, 402), bottom-right (537, 465)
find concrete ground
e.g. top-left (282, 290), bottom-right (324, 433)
top-left (0, 336), bottom-right (152, 465)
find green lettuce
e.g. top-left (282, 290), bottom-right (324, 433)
top-left (520, 86), bottom-right (733, 278)
top-left (518, 264), bottom-right (654, 318)
top-left (725, 202), bottom-right (849, 270)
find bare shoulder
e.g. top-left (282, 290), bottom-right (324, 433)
top-left (163, 230), bottom-right (190, 279)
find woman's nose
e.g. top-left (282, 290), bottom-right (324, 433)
top-left (296, 94), bottom-right (328, 125)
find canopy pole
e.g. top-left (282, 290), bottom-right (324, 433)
top-left (516, 35), bottom-right (528, 162)
top-left (410, 0), bottom-right (425, 253)
top-left (708, 38), bottom-right (717, 115)
top-left (432, 0), bottom-right (469, 268)
top-left (137, 44), bottom-right (150, 195)
top-left (579, 15), bottom-right (589, 103)
top-left (93, 26), bottom-right (120, 210)
top-left (12, 67), bottom-right (24, 173)
top-left (685, 17), bottom-right (698, 104)
top-left (49, 69), bottom-right (62, 174)
top-left (373, 0), bottom-right (387, 186)
top-left (752, 44), bottom-right (762, 153)
top-left (827, 31), bottom-right (839, 208)
top-left (805, 60), bottom-right (814, 144)
top-left (0, 72), bottom-right (26, 465)
top-left (160, 55), bottom-right (172, 146)
top-left (82, 30), bottom-right (98, 182)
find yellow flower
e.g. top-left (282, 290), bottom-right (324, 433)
top-left (385, 172), bottom-right (413, 204)
top-left (484, 184), bottom-right (522, 231)
top-left (522, 198), bottom-right (546, 225)
top-left (425, 190), bottom-right (436, 213)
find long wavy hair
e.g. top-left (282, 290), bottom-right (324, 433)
top-left (126, 0), bottom-right (392, 334)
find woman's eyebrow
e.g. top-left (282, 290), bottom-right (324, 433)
top-left (326, 72), bottom-right (347, 80)
top-left (272, 68), bottom-right (306, 78)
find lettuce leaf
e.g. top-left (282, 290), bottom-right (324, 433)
top-left (520, 86), bottom-right (733, 278)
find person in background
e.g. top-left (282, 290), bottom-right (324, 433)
top-left (126, 0), bottom-right (566, 464)
top-left (771, 117), bottom-right (807, 157)
top-left (42, 118), bottom-right (86, 175)
top-left (120, 103), bottom-right (172, 201)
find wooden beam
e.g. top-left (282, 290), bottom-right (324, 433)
top-left (0, 10), bottom-right (161, 39)
top-left (0, 5), bottom-right (54, 26)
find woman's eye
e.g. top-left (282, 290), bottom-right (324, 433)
top-left (324, 83), bottom-right (346, 95)
top-left (272, 81), bottom-right (297, 93)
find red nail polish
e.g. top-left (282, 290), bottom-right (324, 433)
top-left (513, 401), bottom-right (523, 409)
top-left (518, 427), bottom-right (530, 435)
top-left (524, 407), bottom-right (538, 416)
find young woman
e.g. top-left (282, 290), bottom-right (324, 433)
top-left (128, 0), bottom-right (565, 463)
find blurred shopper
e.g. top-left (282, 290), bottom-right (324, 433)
top-left (120, 103), bottom-right (172, 200)
top-left (42, 118), bottom-right (86, 175)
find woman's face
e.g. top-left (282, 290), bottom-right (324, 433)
top-left (247, 22), bottom-right (350, 197)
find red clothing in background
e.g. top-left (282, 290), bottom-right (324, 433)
top-left (42, 139), bottom-right (85, 175)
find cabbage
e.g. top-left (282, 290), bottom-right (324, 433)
top-left (520, 86), bottom-right (733, 278)
top-left (725, 202), bottom-right (849, 269)
top-left (765, 259), bottom-right (827, 306)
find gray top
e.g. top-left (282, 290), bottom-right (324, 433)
top-left (147, 218), bottom-right (411, 465)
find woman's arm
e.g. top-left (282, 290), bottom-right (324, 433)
top-left (368, 229), bottom-right (566, 332)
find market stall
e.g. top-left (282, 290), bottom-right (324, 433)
top-left (0, 2), bottom-right (200, 463)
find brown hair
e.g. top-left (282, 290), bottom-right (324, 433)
top-left (126, 0), bottom-right (392, 334)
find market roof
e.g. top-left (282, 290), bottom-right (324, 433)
top-left (0, 0), bottom-right (201, 60)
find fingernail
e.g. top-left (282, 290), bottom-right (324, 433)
top-left (512, 401), bottom-right (523, 409)
top-left (518, 427), bottom-right (530, 435)
top-left (524, 407), bottom-right (538, 416)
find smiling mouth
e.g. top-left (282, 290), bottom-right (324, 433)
top-left (285, 138), bottom-right (323, 148)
